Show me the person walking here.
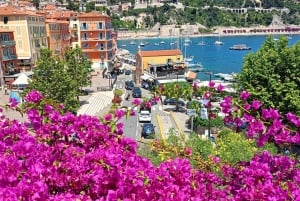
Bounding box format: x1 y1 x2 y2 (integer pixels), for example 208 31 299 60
4 87 8 95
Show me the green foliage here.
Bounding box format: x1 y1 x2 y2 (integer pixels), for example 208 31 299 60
113 89 124 97
215 131 278 164
186 133 214 160
237 36 300 115
24 48 92 114
85 2 95 12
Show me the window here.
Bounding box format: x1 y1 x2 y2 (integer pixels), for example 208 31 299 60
82 33 88 40
3 16 8 24
98 22 103 29
82 22 88 30
16 27 21 35
15 16 20 20
18 40 23 49
99 32 103 39
83 43 89 48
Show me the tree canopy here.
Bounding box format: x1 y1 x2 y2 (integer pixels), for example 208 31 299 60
24 48 92 113
237 36 300 116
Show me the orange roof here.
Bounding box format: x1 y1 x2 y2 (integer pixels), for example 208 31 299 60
0 6 27 16
44 4 56 10
138 49 182 57
78 11 108 18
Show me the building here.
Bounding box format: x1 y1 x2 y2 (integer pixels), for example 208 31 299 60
135 48 186 84
76 11 117 71
0 6 47 71
0 28 18 86
45 19 70 57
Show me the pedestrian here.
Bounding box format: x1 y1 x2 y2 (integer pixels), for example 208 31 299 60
4 87 8 95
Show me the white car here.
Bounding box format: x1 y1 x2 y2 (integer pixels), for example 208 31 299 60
138 110 152 122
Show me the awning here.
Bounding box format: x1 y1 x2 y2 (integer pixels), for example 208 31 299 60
185 71 197 80
141 74 154 81
17 56 31 60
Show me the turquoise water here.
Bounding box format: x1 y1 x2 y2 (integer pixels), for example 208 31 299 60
117 35 300 80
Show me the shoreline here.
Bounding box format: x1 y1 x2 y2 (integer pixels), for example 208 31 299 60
117 25 300 40
117 31 300 40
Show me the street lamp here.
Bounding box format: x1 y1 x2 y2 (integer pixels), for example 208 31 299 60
203 71 212 139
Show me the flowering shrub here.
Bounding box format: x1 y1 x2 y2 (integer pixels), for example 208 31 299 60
0 90 299 200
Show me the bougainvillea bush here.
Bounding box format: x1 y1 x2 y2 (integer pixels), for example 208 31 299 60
0 90 300 200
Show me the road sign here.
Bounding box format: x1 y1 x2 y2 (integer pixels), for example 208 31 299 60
187 109 196 117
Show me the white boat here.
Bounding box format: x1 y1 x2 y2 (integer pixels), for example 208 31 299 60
154 42 160 46
160 41 165 44
187 63 204 72
183 42 194 62
214 34 224 45
121 44 127 47
197 35 206 46
184 37 191 43
139 42 145 46
130 41 136 45
184 56 194 62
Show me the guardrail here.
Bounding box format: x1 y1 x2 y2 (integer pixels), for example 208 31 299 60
156 114 166 144
170 111 185 140
96 86 112 91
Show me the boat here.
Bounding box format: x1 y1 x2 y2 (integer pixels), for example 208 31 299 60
154 42 160 46
160 41 165 44
139 42 145 47
184 37 191 43
183 42 194 62
187 62 204 72
184 56 194 62
214 34 224 45
229 44 251 50
130 41 136 45
197 35 206 46
121 44 127 47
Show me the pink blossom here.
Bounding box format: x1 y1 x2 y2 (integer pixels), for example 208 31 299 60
240 91 250 100
208 81 215 88
216 84 224 92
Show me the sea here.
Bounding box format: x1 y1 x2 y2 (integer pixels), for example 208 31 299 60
117 34 300 81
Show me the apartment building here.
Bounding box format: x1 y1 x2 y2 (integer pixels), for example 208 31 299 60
45 19 70 56
0 6 47 70
0 28 18 86
76 11 117 70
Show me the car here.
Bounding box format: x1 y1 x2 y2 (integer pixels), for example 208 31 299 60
125 80 135 90
138 110 152 122
125 70 131 75
132 87 142 98
163 98 185 106
141 123 156 139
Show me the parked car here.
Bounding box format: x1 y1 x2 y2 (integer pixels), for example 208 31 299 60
141 123 156 139
138 110 152 122
163 98 185 106
125 70 131 75
132 87 142 98
125 80 135 90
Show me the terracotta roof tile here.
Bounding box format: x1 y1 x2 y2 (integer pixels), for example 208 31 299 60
78 11 108 18
138 49 182 57
0 6 27 16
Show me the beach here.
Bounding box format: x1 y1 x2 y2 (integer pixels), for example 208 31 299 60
117 24 300 40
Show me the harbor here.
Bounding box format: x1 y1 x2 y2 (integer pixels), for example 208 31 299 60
116 34 300 81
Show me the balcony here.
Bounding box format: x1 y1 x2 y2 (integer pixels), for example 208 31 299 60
3 55 17 61
1 40 16 46
71 25 78 30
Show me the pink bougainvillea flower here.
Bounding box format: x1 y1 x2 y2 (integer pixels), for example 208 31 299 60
251 99 262 110
132 98 142 106
24 90 44 103
216 84 225 92
208 81 215 88
8 97 18 108
104 113 113 122
240 91 250 100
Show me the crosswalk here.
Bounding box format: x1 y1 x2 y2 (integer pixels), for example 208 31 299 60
77 91 114 116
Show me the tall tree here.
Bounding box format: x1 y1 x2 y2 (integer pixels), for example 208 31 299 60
25 48 92 113
237 36 300 115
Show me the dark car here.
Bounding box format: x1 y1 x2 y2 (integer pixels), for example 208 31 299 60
132 87 142 98
125 70 131 75
125 80 135 90
141 123 156 139
163 98 185 106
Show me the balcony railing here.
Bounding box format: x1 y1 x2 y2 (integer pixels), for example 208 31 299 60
3 55 17 61
1 40 16 46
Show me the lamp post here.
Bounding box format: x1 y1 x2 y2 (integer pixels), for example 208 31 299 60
203 71 212 139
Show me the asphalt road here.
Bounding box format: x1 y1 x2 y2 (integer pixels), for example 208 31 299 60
118 73 162 140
